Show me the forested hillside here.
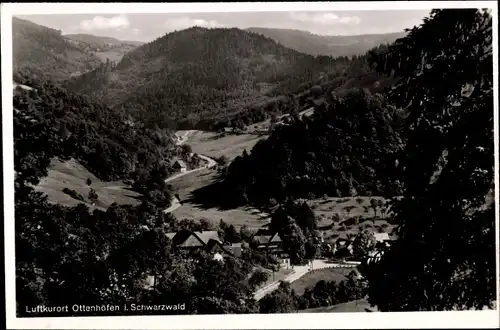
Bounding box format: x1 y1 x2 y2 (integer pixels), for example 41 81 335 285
194 88 405 207
12 17 102 80
66 27 351 129
13 72 178 208
246 27 405 57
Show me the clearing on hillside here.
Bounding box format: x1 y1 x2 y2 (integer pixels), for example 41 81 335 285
34 158 142 210
308 196 398 241
167 167 270 230
171 203 270 230
185 130 264 161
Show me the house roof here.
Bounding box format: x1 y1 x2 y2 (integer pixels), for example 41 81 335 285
269 233 282 243
173 159 187 168
166 232 176 240
254 235 272 245
166 230 221 248
170 229 204 248
178 234 205 248
193 230 221 244
253 232 283 246
374 233 390 242
207 240 234 257
336 237 353 247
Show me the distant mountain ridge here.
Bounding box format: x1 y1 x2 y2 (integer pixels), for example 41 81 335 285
66 26 347 129
63 33 145 64
245 27 406 57
64 33 144 47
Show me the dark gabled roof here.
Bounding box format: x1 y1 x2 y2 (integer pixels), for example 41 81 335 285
172 159 187 168
193 231 221 244
206 240 232 255
166 230 221 249
171 229 205 248
254 235 272 245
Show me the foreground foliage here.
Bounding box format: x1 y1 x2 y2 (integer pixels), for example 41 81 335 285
363 8 496 311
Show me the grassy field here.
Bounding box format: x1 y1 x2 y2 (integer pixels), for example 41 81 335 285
167 130 272 229
185 130 264 161
94 45 139 63
290 267 354 295
168 167 218 201
302 299 377 313
168 169 270 230
172 203 270 230
33 158 141 210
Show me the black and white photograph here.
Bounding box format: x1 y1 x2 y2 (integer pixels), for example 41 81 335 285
2 1 499 329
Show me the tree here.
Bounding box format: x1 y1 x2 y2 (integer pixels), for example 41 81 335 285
248 269 269 290
217 155 228 167
369 198 378 218
199 218 213 231
352 230 376 259
180 144 192 156
377 199 384 218
365 9 495 311
88 188 98 205
239 225 253 243
259 281 298 313
281 217 307 265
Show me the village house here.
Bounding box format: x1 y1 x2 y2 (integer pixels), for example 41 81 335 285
222 242 244 258
374 232 391 248
167 229 221 250
252 231 290 268
172 159 187 173
165 229 246 262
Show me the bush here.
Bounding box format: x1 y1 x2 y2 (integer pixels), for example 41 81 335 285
62 188 84 201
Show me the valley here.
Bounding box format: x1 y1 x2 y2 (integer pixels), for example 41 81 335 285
10 8 496 319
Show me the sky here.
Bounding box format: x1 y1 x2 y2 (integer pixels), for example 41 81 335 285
17 10 431 42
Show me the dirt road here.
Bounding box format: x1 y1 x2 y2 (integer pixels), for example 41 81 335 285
164 131 218 213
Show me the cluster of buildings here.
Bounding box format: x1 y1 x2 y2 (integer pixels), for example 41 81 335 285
163 225 393 263
165 229 243 259
163 226 291 266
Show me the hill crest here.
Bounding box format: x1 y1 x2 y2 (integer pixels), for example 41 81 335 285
245 27 406 56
